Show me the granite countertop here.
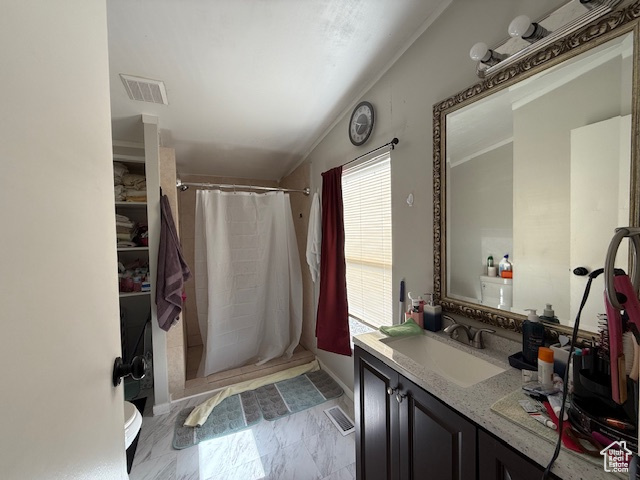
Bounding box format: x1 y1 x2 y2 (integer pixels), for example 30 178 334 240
353 330 618 480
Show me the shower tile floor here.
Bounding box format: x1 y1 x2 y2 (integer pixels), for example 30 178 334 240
181 345 316 399
129 389 356 480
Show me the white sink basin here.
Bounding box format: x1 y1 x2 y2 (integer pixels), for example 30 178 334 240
380 334 506 388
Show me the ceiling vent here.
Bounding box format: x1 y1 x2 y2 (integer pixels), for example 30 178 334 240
119 74 168 105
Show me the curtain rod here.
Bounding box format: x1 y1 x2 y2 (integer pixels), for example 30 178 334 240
176 179 310 196
341 137 399 169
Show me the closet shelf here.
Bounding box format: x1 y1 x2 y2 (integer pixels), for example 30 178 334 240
115 201 147 208
113 154 145 164
117 246 149 252
119 291 151 298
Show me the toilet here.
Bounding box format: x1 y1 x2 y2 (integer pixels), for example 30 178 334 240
479 275 513 309
124 401 142 450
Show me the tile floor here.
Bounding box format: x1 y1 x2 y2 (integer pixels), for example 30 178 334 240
129 389 356 480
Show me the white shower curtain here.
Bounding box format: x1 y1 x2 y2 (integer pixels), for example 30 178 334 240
194 190 303 377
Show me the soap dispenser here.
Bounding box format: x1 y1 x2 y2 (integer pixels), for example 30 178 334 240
522 309 545 365
539 304 559 324
423 294 442 332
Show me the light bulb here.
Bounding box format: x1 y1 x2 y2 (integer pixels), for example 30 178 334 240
469 42 505 66
508 15 548 43
470 42 490 62
508 15 535 38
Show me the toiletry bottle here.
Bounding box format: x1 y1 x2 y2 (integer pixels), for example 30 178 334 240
423 293 442 332
408 292 423 313
407 292 424 327
487 255 496 276
499 254 512 278
537 347 554 388
522 309 545 365
540 304 559 324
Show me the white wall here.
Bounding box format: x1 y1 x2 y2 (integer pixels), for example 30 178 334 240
305 0 565 390
0 1 126 478
449 143 513 301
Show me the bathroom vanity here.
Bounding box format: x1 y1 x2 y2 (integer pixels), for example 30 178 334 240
353 330 612 480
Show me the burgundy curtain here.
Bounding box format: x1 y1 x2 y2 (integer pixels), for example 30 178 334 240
316 166 351 356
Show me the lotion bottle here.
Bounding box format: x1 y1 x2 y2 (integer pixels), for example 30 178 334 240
423 293 442 332
537 347 554 389
522 309 545 366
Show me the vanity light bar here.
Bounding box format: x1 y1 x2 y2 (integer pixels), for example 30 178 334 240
477 0 622 78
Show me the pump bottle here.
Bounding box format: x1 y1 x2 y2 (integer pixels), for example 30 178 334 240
423 293 442 332
522 309 545 365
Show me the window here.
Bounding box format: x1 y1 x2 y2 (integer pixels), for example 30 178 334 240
342 153 392 329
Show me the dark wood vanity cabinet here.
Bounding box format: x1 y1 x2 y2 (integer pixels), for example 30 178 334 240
355 346 555 480
478 429 552 480
354 345 401 480
355 346 476 480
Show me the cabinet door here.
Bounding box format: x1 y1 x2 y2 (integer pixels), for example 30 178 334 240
478 429 549 480
399 376 477 480
354 347 401 480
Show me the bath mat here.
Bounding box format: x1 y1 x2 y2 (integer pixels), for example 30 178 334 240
255 369 343 420
173 390 262 449
173 369 343 449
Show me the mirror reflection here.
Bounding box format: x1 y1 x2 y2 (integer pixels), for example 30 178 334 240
446 32 633 333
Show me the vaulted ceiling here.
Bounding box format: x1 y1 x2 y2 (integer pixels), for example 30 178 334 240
107 0 450 180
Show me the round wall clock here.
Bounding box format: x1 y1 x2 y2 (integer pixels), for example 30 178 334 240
348 101 375 146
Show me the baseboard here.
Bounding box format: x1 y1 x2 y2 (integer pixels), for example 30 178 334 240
152 402 171 416
316 357 354 401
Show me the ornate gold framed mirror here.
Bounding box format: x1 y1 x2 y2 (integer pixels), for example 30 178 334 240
433 1 640 337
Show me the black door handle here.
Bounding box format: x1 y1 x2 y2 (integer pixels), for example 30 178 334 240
112 356 146 387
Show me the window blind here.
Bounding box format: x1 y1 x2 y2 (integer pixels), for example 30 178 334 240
342 154 392 329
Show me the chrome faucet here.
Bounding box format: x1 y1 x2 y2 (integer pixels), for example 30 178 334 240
444 323 472 342
443 317 495 349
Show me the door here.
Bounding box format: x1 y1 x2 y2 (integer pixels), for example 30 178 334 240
354 347 401 480
400 376 477 480
570 115 631 332
0 1 127 479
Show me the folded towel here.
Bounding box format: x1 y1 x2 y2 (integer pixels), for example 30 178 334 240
125 188 147 202
115 214 132 223
114 185 126 201
379 319 423 337
122 173 147 190
113 162 128 185
117 241 137 248
116 220 134 229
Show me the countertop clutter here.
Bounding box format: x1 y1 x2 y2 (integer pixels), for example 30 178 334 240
354 330 619 480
